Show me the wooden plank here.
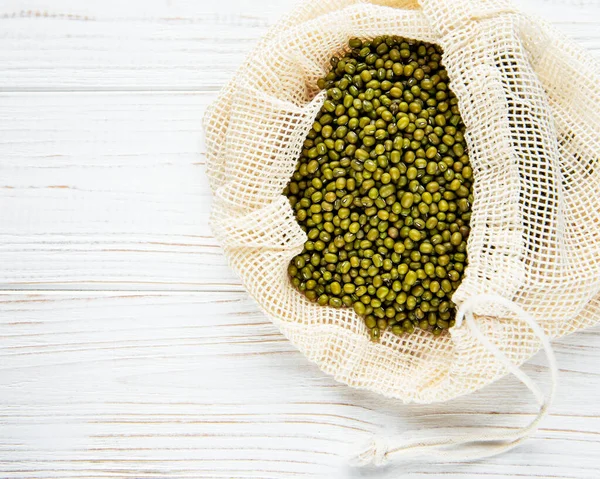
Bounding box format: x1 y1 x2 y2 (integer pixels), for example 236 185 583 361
0 292 599 478
0 0 284 91
0 0 597 91
0 92 240 290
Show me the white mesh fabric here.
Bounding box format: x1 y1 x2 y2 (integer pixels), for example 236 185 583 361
204 0 600 403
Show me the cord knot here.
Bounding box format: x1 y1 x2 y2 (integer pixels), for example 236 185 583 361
349 435 389 467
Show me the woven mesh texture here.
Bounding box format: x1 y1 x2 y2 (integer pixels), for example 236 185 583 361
204 0 600 403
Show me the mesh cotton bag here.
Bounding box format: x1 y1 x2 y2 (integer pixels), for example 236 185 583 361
203 0 600 463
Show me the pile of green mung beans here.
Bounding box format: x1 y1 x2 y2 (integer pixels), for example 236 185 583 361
283 36 473 340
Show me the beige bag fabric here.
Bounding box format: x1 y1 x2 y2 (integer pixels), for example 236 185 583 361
203 0 600 461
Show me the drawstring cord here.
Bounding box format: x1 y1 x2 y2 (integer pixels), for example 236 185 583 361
350 293 558 466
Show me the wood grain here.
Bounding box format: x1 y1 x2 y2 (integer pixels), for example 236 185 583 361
0 0 286 91
0 0 599 477
0 292 599 479
0 92 239 290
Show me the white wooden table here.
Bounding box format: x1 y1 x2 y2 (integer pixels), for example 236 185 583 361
1 1 599 477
